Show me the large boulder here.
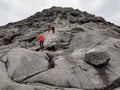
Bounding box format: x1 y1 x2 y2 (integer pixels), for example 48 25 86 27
84 51 110 66
2 48 49 82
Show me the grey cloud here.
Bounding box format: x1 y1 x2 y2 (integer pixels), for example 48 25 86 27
92 0 120 25
94 0 120 15
0 0 13 11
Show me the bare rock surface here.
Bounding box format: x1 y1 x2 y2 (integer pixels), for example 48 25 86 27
3 48 49 82
0 6 120 90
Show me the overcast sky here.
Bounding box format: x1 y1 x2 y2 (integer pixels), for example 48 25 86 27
0 0 120 26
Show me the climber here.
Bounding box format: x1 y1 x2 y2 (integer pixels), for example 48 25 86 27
47 24 51 32
51 26 55 33
38 34 44 49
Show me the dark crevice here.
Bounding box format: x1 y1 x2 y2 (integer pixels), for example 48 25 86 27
16 69 50 84
93 65 120 90
34 88 39 90
0 50 9 59
46 53 55 69
0 52 9 75
4 57 9 73
3 33 21 45
35 48 41 51
95 66 110 86
46 45 56 51
94 77 120 90
71 27 85 33
4 33 21 41
26 81 80 89
114 44 120 49
0 49 10 68
112 28 120 34
22 37 36 43
61 46 69 49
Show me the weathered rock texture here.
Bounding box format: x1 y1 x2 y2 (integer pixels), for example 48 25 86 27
0 6 120 90
84 51 110 66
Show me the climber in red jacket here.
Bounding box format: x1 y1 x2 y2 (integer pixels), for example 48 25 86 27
51 26 55 33
38 34 44 49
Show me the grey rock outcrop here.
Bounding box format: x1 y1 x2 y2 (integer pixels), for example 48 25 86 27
84 51 110 66
0 6 120 90
2 48 49 82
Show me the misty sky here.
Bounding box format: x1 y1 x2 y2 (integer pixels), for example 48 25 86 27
0 0 120 26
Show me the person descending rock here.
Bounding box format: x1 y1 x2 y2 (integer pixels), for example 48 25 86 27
51 26 55 33
38 34 44 49
48 24 51 32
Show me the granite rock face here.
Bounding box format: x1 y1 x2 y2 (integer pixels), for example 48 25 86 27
0 6 120 90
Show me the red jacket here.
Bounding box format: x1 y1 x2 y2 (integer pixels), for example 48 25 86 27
38 35 44 41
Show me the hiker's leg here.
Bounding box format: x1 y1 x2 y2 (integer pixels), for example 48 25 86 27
43 41 44 47
40 41 42 49
39 42 40 48
41 41 43 48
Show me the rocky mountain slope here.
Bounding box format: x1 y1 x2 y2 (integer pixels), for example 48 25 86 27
0 6 120 90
